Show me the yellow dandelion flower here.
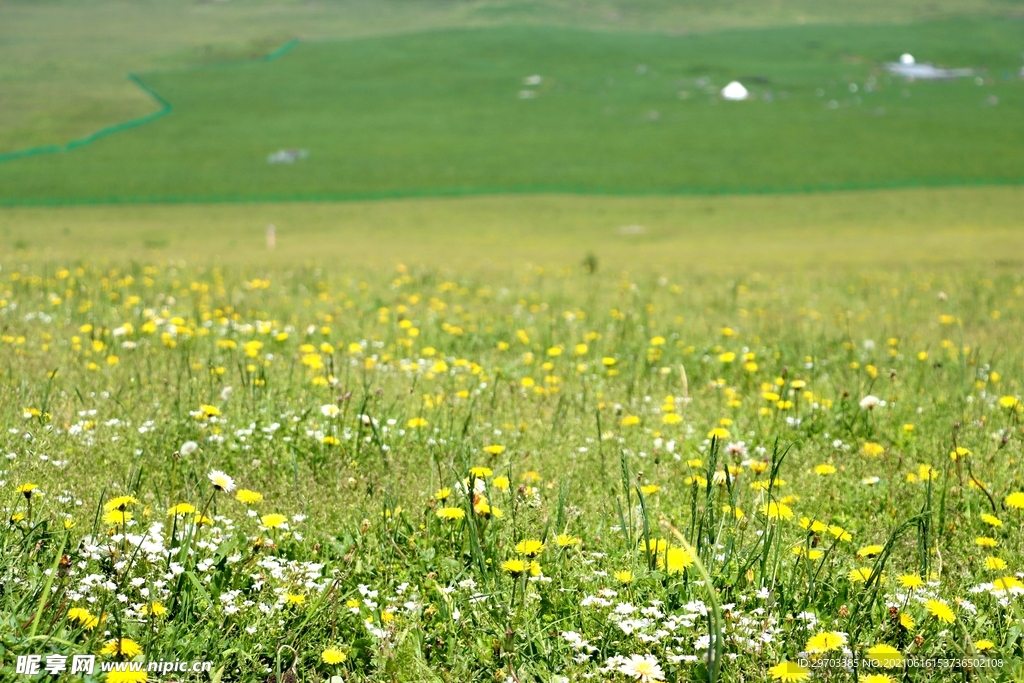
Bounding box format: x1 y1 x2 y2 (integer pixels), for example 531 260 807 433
436 507 465 521
67 607 100 629
925 599 955 624
260 513 288 529
556 534 581 547
984 556 1007 571
103 496 139 511
502 559 526 576
515 539 545 556
857 544 884 558
805 631 847 653
614 570 634 585
103 510 132 526
100 638 143 658
235 489 263 504
768 660 810 682
321 647 347 664
1004 491 1024 509
761 502 794 521
167 502 197 517
898 574 923 589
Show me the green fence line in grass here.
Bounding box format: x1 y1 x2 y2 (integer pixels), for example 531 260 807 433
0 39 300 165
0 174 1022 208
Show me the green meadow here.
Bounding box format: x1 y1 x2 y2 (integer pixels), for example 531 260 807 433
1 19 1023 204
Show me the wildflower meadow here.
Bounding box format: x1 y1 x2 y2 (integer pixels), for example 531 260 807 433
1 261 1023 682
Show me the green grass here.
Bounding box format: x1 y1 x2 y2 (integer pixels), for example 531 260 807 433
1 19 1022 204
3 187 1024 268
2 250 1024 681
3 0 1020 154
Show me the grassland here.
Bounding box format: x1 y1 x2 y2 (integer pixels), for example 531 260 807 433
2 19 1022 204
2 233 1024 681
3 0 1021 154
1 187 1023 271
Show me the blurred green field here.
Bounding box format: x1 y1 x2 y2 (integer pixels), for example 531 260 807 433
3 187 1023 269
3 0 1020 154
1 19 1022 203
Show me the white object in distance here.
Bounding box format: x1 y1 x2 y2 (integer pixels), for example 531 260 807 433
720 81 749 101
900 53 915 65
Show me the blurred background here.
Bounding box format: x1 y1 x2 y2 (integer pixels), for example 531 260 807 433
1 0 1022 267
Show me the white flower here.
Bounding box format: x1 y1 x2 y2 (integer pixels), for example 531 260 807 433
618 653 665 682
180 441 199 456
208 469 236 492
320 404 340 418
859 395 885 410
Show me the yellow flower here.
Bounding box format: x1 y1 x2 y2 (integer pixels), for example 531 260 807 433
198 404 221 418
862 676 895 683
984 556 1007 570
898 574 923 589
491 476 510 491
975 537 998 548
899 613 915 630
106 670 148 683
975 639 995 651
67 607 100 629
925 599 955 624
980 513 1002 527
707 427 730 440
556 534 581 547
814 464 836 475
435 507 465 521
407 417 428 428
103 496 139 511
1004 491 1024 510
991 576 1024 594
621 415 641 427
260 513 288 529
614 570 634 584
235 489 263 504
661 547 694 574
848 567 876 583
857 544 884 558
483 444 505 455
469 466 493 478
101 638 143 657
434 487 451 501
502 559 526 576
321 647 347 664
861 442 885 457
761 502 793 521
515 539 545 556
768 661 810 682
950 447 972 461
865 644 903 668
15 483 39 497
142 601 167 617
167 502 197 517
998 395 1018 409
103 510 132 526
639 484 660 495
286 594 305 605
827 525 852 541
805 631 847 653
